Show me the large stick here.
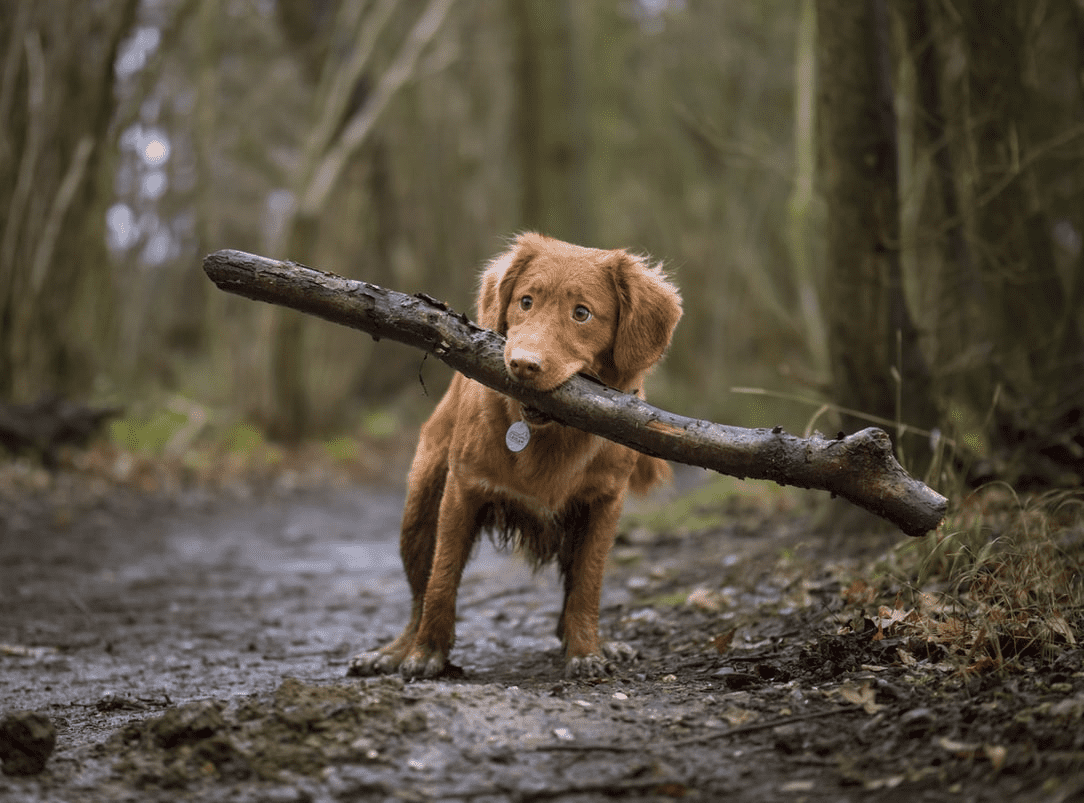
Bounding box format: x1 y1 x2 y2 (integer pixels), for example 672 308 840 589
203 249 947 537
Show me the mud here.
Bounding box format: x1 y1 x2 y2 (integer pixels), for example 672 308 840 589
2 468 1083 801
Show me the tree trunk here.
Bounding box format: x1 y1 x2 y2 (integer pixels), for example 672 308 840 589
919 1 1084 486
815 0 938 469
955 3 1084 434
0 0 138 401
899 0 981 398
509 0 593 243
264 0 455 439
786 0 828 377
204 249 948 537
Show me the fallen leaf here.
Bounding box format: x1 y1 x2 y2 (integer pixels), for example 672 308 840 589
780 780 816 792
653 782 688 798
722 706 759 727
713 628 736 654
875 605 914 634
0 644 58 658
843 579 875 606
984 744 1007 772
687 587 722 612
836 681 882 714
937 736 981 758
1044 612 1077 645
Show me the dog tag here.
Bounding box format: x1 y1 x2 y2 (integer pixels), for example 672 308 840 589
505 421 530 452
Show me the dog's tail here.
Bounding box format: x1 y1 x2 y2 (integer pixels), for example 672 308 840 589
628 453 671 495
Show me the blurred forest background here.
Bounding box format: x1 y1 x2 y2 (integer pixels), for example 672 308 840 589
2 0 1083 492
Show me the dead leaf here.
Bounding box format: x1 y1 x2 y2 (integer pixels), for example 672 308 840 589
1044 612 1077 645
722 706 759 727
780 780 816 792
836 681 882 714
653 782 688 798
937 736 981 758
713 628 736 654
959 656 999 677
938 738 1007 769
0 643 58 658
843 579 875 606
984 744 1007 772
687 586 722 612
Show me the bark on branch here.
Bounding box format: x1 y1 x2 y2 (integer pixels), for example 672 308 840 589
203 249 948 537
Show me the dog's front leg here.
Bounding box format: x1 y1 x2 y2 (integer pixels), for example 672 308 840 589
399 474 482 679
558 493 638 678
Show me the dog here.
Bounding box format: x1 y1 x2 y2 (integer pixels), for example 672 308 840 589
348 233 682 678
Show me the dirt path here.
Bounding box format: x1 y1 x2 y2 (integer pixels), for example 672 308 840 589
2 473 1082 801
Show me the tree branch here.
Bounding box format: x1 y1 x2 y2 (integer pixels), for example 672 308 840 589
202 249 948 537
299 0 455 214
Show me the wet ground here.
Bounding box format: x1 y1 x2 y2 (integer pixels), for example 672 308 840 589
1 461 1083 802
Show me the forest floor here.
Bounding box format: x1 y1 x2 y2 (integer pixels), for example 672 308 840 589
1 441 1083 802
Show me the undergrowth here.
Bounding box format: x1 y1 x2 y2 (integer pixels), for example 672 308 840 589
856 486 1084 674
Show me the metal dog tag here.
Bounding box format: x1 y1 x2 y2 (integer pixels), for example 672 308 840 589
505 421 530 452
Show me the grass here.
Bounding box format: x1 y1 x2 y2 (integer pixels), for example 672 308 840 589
2 396 419 497
621 473 809 536
624 462 1082 676
866 485 1084 672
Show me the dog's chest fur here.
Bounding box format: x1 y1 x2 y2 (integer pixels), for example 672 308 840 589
476 491 590 568
463 424 615 568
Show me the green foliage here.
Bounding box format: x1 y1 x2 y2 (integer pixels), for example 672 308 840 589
223 422 268 454
109 409 191 456
360 408 401 440
623 474 806 537
637 590 691 609
322 435 359 462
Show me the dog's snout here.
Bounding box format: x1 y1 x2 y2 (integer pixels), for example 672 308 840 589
507 348 542 379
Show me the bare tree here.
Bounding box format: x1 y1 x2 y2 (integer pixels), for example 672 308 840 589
951 1 1084 484
898 1 1084 486
266 0 456 439
0 0 138 401
509 0 593 244
815 0 938 470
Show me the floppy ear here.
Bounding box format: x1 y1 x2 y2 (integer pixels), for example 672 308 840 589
611 252 683 382
476 234 538 334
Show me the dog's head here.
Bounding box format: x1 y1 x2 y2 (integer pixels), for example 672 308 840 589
478 233 682 401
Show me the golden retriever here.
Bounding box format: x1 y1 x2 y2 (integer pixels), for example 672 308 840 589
348 233 682 678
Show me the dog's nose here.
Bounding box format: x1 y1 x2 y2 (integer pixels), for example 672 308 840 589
507 349 542 379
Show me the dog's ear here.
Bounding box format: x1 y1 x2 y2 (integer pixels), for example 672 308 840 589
611 252 683 382
477 234 538 334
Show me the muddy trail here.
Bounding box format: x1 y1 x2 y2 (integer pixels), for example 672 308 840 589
2 466 1083 802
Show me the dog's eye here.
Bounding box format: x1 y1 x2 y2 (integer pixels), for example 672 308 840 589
520 295 533 311
572 305 592 322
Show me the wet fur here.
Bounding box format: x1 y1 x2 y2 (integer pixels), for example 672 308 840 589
348 233 682 679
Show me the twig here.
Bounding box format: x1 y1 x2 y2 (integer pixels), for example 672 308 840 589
665 704 861 748
455 776 689 802
530 704 861 753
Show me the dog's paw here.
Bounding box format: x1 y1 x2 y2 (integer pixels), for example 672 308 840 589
564 641 637 679
346 650 401 677
564 653 614 678
399 645 447 679
601 640 638 663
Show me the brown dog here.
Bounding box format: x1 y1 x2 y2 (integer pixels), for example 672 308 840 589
348 233 682 678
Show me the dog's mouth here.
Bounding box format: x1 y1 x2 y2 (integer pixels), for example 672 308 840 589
519 404 553 427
